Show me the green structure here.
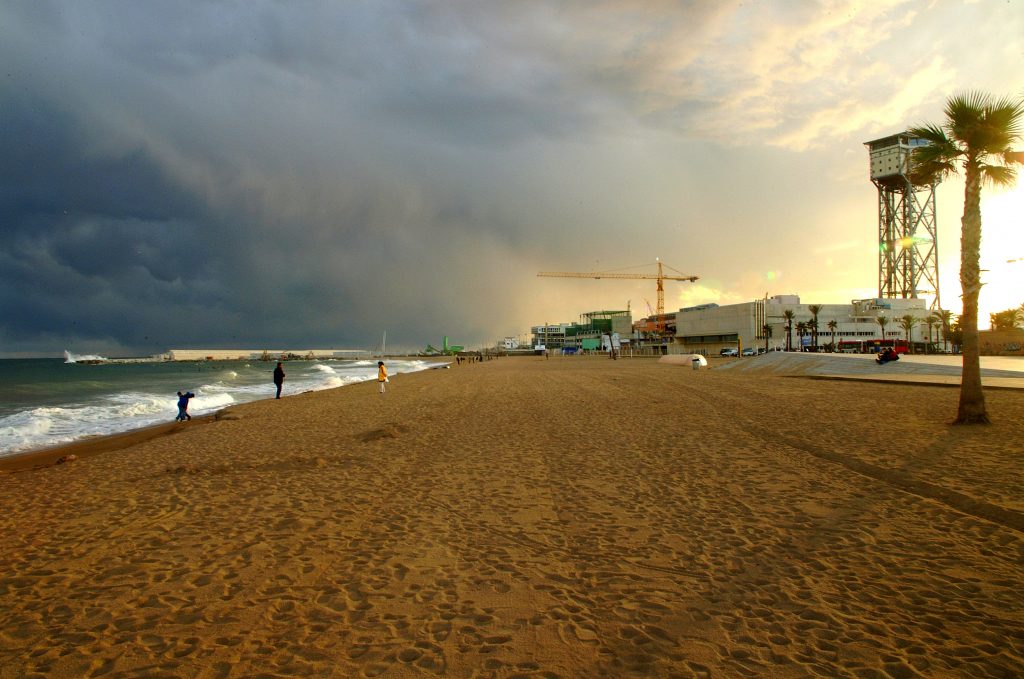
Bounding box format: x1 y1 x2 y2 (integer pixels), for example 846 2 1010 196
425 335 465 355
531 310 632 351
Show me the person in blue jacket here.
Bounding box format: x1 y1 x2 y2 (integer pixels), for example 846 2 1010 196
176 391 195 421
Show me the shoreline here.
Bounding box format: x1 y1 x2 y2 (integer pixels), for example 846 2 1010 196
0 358 454 470
5 352 1021 473
0 413 219 474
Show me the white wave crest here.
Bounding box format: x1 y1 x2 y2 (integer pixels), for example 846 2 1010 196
64 349 108 363
192 393 235 411
0 357 450 456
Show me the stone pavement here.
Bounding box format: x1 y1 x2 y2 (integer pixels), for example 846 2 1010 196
712 351 1024 390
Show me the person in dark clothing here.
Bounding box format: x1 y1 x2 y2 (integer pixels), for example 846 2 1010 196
273 362 285 399
876 347 900 364
176 391 194 421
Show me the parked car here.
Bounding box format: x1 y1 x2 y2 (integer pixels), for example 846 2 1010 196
720 348 739 357
741 348 756 357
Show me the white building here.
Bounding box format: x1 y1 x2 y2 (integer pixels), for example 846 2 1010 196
530 323 571 350
673 295 938 355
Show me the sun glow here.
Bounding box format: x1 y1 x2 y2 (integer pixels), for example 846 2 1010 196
979 183 1024 327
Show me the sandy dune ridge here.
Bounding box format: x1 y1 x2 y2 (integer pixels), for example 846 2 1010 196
1 356 1021 677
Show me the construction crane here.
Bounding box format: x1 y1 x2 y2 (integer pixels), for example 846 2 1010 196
537 260 699 316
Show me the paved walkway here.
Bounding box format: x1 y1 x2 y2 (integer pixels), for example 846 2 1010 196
713 351 1024 390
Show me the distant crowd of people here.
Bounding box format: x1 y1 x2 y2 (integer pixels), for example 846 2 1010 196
455 354 490 365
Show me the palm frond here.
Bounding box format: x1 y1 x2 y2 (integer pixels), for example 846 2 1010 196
980 163 1018 187
909 152 957 185
908 124 949 145
907 124 960 185
987 96 1024 136
946 91 989 140
957 94 1024 153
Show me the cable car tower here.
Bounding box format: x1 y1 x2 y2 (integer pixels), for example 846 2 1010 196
864 131 941 310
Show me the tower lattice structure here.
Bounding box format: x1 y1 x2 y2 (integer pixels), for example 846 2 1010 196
865 132 941 311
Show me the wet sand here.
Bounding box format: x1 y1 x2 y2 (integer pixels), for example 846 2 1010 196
1 356 1022 677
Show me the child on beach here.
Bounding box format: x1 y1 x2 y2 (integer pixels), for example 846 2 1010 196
175 391 195 421
377 361 388 394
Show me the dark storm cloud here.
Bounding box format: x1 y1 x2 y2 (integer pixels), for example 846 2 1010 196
4 1 1020 355
0 2 551 353
0 91 227 348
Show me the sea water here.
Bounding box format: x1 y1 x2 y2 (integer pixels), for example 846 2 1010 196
0 354 441 457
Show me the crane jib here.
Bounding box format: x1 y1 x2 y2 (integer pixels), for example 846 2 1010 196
536 263 700 316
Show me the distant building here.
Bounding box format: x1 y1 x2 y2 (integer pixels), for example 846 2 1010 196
528 296 947 357
166 348 369 361
502 337 521 350
531 310 633 351
530 324 570 350
672 295 936 355
979 329 1024 356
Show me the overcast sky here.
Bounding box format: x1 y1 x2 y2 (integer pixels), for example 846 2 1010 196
2 1 1022 356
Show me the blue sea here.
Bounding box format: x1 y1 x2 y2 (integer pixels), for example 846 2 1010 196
0 353 442 457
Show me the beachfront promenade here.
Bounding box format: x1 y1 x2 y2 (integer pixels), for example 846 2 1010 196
1 357 1021 677
715 350 1024 389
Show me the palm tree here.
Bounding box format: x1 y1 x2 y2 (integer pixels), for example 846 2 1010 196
927 311 944 353
938 309 954 353
808 304 822 350
876 314 889 351
827 319 838 352
950 315 964 352
762 324 773 353
900 315 918 353
991 309 1021 331
783 309 795 351
796 321 808 351
910 91 1024 424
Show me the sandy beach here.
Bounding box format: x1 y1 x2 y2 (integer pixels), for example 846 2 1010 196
1 356 1022 678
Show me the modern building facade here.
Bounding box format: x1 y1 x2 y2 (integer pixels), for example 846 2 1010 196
672 295 936 355
531 310 633 351
531 296 949 357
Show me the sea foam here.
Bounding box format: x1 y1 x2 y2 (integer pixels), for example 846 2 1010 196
64 349 109 364
0 358 443 456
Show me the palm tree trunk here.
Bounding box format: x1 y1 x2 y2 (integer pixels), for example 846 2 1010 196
957 159 989 424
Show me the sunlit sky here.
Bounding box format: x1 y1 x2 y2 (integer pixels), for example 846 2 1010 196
1 1 1022 356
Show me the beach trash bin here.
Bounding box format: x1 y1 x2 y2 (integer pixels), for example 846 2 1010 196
692 357 701 370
